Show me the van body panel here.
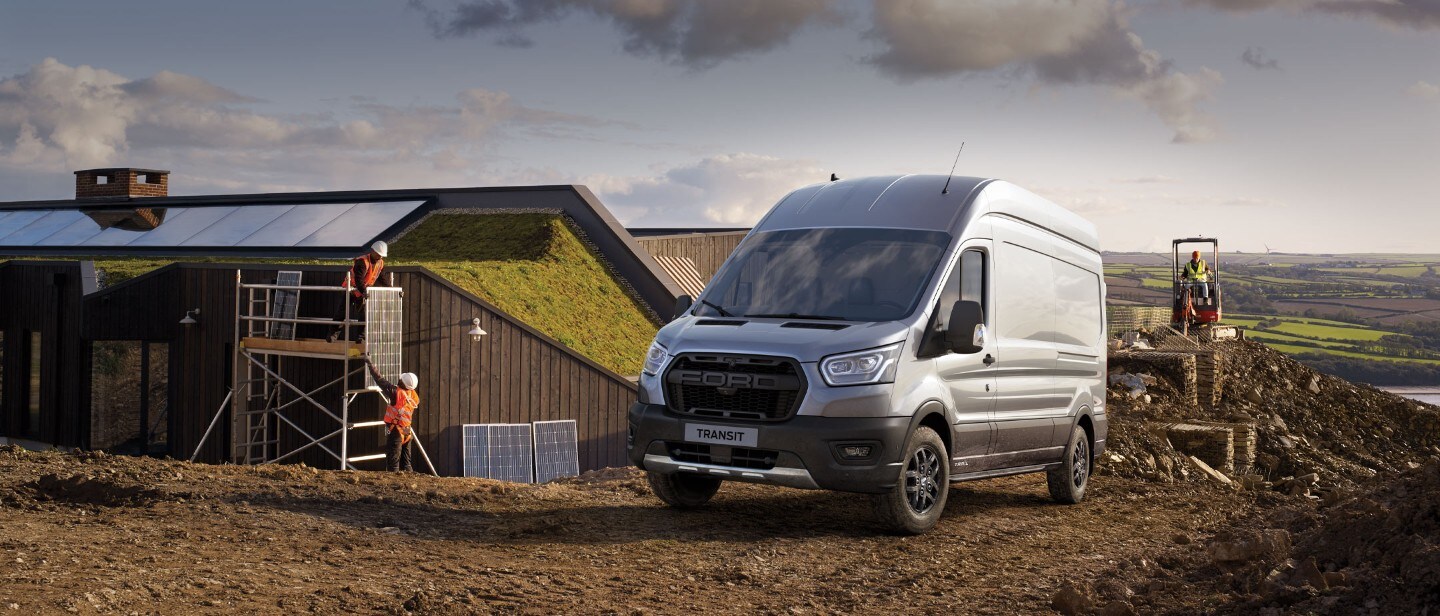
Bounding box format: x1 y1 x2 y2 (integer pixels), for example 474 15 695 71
757 175 989 233
632 175 1106 496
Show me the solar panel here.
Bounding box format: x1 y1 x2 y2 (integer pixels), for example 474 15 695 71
268 271 302 340
532 420 580 483
364 287 402 390
461 424 534 483
0 201 424 250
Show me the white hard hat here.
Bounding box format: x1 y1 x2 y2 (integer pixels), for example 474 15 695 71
399 372 418 389
371 240 389 257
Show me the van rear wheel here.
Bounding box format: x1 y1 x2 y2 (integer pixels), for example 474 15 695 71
872 426 949 535
647 472 721 509
1047 425 1091 504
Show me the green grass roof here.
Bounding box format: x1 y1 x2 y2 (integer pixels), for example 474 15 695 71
389 213 658 375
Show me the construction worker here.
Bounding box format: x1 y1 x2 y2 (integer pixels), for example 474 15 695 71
329 240 387 343
365 358 419 472
1182 250 1211 300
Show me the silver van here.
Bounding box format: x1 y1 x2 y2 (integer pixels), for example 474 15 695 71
628 175 1107 534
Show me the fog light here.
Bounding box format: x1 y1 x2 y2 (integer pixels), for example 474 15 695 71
841 445 872 458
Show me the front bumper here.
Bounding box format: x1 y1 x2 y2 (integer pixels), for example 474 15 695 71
627 402 912 494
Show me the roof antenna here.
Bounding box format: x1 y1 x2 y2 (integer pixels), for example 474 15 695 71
941 142 965 195
830 173 839 182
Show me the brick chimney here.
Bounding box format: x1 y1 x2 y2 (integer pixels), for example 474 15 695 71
74 168 169 200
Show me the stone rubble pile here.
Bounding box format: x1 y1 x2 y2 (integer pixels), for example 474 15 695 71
1099 339 1440 498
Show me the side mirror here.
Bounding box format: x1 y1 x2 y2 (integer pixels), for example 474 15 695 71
944 300 985 354
672 294 694 321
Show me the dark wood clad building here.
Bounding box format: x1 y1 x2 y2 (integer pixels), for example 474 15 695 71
82 264 636 474
0 261 91 448
0 172 681 476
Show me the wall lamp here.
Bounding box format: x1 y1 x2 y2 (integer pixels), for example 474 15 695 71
467 317 487 342
179 308 200 327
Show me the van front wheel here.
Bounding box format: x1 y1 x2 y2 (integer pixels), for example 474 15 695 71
872 426 949 535
647 472 721 509
1047 425 1091 504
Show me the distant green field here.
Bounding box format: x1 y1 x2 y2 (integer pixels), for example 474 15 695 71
1260 342 1440 365
1221 312 1430 365
1242 330 1358 350
1266 321 1392 341
1248 275 1316 285
1331 277 1408 287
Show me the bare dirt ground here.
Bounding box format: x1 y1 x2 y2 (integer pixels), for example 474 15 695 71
3 340 1438 614
0 448 1258 615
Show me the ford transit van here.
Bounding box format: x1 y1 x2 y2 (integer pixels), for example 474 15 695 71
628 175 1107 534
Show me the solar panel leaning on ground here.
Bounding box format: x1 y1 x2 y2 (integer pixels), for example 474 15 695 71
0 201 425 250
532 420 581 483
364 287 403 391
268 271 302 340
462 424 535 483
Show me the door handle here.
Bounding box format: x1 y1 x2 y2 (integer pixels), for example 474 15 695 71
983 354 995 366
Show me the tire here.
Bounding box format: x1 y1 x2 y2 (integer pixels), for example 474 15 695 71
872 426 949 535
647 472 721 509
1047 424 1091 504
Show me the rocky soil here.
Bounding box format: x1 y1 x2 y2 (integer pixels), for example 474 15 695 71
0 339 1436 614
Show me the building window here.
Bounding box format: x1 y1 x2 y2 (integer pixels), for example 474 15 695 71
26 332 41 438
95 174 110 185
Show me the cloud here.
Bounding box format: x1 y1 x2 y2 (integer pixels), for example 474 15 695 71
1240 46 1281 70
0 58 619 197
1112 175 1182 184
866 0 1223 143
585 153 825 226
1186 0 1440 30
1408 80 1440 100
410 0 843 69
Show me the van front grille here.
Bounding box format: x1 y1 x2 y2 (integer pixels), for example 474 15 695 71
663 354 805 422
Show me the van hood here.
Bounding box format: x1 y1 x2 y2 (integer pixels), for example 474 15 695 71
654 317 912 363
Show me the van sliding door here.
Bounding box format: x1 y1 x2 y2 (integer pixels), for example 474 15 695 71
990 223 1071 468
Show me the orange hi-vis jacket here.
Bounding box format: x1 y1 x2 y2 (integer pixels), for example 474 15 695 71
345 254 384 299
385 388 419 443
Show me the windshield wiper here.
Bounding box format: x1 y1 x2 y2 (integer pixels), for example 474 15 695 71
699 299 734 317
744 312 849 321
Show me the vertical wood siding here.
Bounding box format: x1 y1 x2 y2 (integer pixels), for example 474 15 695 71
0 262 90 447
82 264 636 475
634 232 747 284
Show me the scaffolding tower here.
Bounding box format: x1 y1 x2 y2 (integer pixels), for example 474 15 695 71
192 270 405 470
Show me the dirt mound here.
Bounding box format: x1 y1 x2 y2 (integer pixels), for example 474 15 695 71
20 472 162 507
1217 341 1440 481
1100 340 1440 489
1246 459 1440 613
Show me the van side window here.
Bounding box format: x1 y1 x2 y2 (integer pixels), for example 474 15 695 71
940 250 986 326
959 250 986 317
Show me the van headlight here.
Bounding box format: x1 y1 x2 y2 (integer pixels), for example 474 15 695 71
820 342 902 386
642 340 669 376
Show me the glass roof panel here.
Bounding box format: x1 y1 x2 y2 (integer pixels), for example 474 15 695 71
181 205 294 246
0 211 55 242
0 211 89 245
296 201 421 247
233 203 356 247
0 200 424 250
125 207 237 246
84 225 150 246
38 216 107 246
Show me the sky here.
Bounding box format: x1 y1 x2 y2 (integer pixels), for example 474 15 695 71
0 0 1436 253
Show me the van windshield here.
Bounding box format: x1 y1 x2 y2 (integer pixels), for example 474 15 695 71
696 228 952 322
